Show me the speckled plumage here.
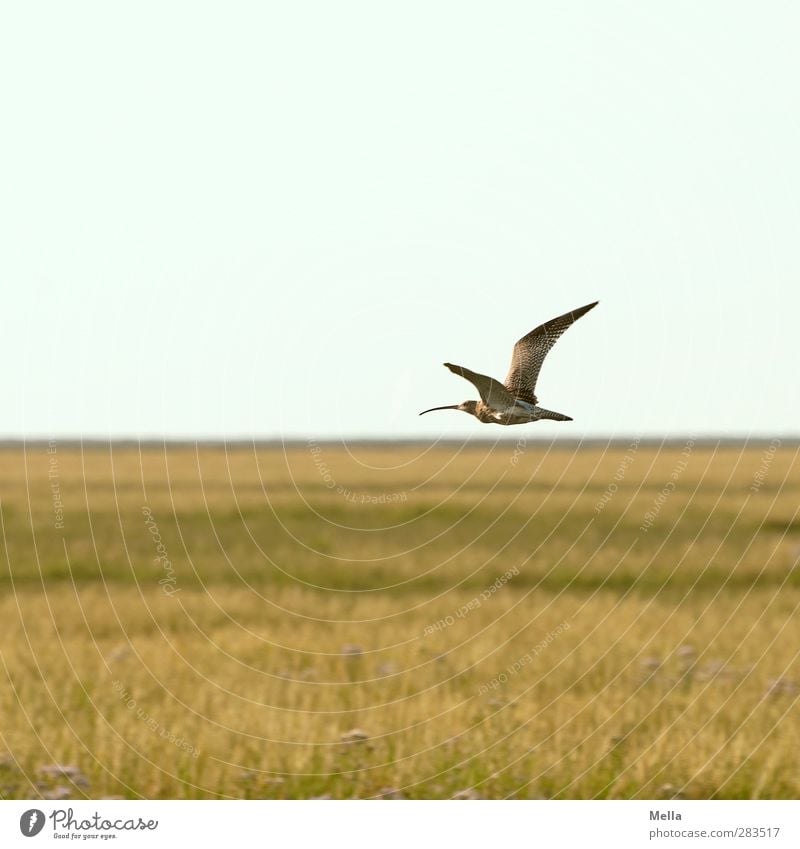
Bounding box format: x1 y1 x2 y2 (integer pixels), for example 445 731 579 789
420 301 598 426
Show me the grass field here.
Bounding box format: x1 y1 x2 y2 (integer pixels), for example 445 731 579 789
1 438 798 800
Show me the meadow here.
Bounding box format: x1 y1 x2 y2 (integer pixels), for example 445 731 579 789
0 438 798 800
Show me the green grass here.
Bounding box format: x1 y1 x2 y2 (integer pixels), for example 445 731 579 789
0 440 798 799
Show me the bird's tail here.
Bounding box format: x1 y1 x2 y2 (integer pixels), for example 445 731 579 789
534 406 572 422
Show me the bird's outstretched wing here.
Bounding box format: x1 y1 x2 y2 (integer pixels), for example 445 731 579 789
444 362 515 410
503 301 598 404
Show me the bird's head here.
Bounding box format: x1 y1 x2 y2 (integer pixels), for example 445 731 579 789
419 400 478 417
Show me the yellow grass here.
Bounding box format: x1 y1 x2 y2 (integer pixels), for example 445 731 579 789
1 439 798 799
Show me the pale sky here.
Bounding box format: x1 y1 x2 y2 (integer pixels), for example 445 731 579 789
2 2 798 440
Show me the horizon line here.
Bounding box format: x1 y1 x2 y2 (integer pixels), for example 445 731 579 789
0 434 796 450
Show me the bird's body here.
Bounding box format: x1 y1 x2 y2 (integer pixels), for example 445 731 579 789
453 397 571 426
420 301 598 426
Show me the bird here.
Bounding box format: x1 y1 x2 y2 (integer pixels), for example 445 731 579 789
419 301 598 426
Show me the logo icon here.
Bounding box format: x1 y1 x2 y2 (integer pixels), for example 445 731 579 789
20 809 45 837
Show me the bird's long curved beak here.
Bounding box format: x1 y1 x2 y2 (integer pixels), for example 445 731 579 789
419 404 459 416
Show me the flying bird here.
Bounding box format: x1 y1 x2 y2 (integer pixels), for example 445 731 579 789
420 301 598 425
